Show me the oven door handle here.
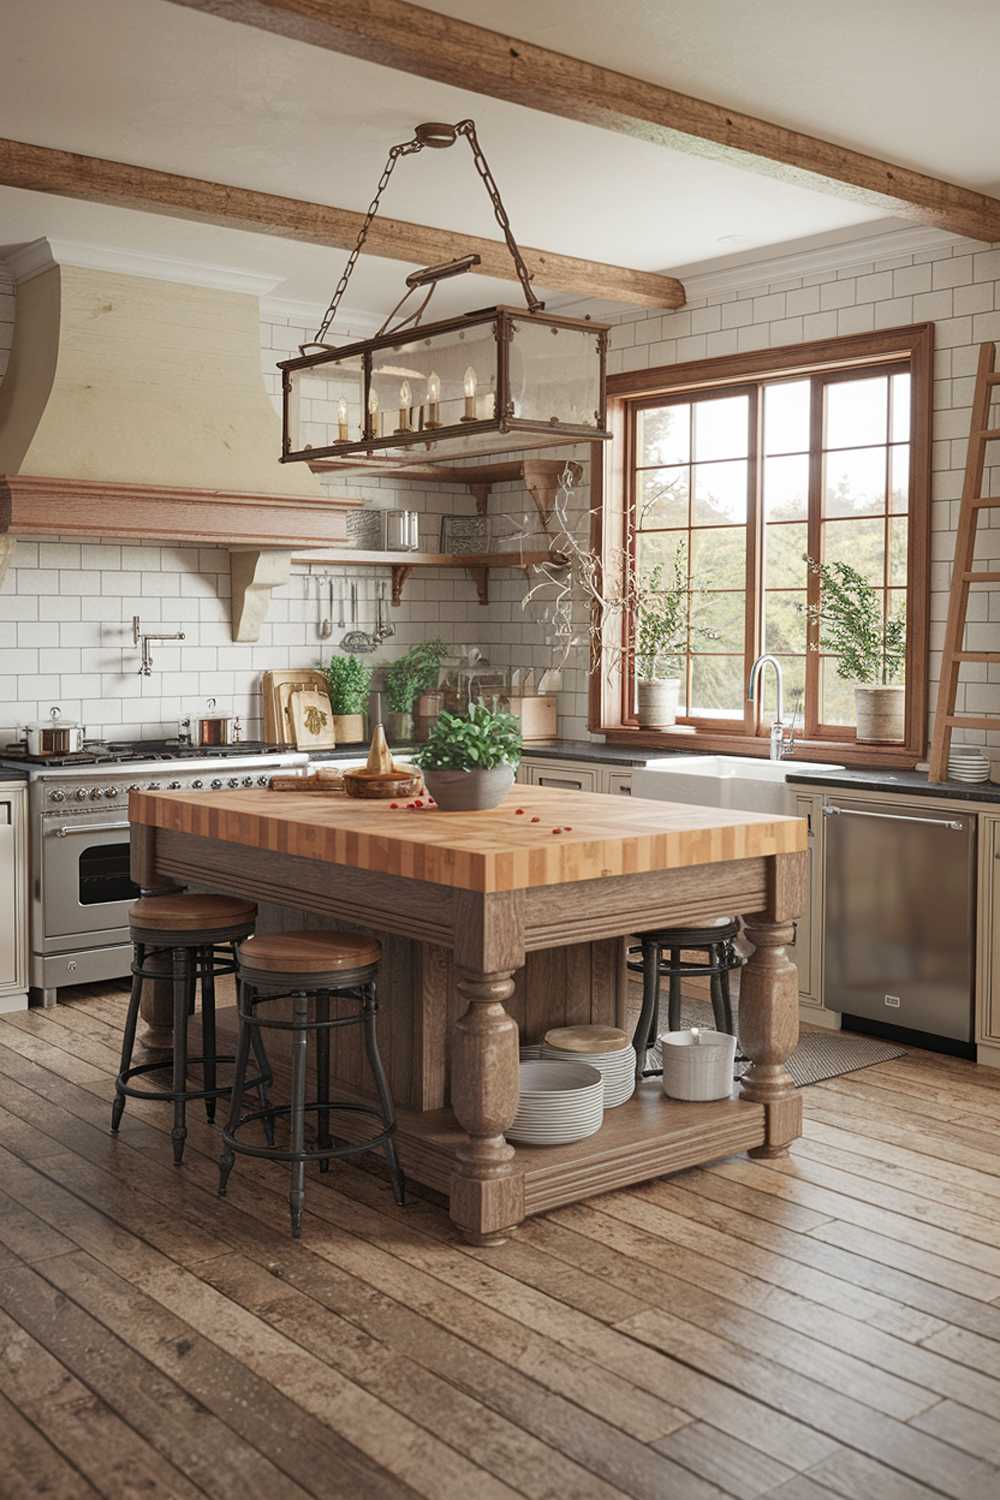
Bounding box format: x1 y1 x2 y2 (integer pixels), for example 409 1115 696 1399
49 821 131 838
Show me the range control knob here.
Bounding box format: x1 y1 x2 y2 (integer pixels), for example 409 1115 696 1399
241 776 254 788
256 775 270 787
147 782 161 791
127 784 141 794
227 777 240 788
49 789 65 803
168 780 182 790
191 779 204 789
104 787 117 799
90 787 103 799
75 788 89 801
210 778 223 789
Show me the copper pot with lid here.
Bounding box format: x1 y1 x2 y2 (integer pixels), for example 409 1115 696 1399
23 707 86 756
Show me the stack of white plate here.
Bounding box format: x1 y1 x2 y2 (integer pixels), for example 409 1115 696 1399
507 1060 604 1145
542 1025 636 1108
948 745 990 783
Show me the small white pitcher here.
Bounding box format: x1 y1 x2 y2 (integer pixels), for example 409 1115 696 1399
659 1026 737 1101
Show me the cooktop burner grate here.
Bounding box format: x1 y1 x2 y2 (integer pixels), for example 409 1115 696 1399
2 740 284 767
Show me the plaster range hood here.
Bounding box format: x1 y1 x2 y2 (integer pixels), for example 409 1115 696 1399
0 240 357 637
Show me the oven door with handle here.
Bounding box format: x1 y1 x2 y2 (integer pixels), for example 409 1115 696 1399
40 815 140 944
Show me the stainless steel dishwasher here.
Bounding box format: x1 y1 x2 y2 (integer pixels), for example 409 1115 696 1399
823 798 977 1049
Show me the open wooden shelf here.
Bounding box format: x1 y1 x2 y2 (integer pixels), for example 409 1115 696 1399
289 547 563 604
308 455 583 530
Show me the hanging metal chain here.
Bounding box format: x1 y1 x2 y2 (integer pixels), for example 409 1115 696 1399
309 136 423 349
308 119 541 349
454 119 542 315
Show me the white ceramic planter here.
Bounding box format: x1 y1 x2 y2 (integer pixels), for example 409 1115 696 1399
637 677 680 728
659 1027 737 1101
854 684 905 744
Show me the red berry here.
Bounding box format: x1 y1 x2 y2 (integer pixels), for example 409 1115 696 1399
530 816 540 823
389 802 399 809
563 825 573 831
515 808 525 815
552 827 562 834
414 798 423 806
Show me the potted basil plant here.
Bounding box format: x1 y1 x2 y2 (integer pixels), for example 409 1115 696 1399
380 638 449 742
806 558 906 743
322 654 373 744
412 702 522 811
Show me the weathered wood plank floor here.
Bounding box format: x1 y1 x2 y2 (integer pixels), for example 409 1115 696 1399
1 986 999 1499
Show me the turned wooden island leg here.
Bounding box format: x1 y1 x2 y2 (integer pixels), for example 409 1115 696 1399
448 890 525 1245
739 851 807 1157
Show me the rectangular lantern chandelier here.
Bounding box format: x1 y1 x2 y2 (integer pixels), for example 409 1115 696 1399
277 121 611 468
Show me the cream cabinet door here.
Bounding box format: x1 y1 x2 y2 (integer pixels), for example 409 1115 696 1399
792 792 824 1010
527 762 599 793
603 770 634 796
0 788 28 998
978 814 1000 1045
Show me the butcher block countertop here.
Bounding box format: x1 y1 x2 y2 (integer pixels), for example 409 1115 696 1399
130 782 805 894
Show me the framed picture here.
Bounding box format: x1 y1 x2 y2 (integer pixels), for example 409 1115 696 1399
440 513 490 554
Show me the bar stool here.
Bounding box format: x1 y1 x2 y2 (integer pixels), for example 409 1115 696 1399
219 930 405 1239
111 892 271 1165
628 918 743 1084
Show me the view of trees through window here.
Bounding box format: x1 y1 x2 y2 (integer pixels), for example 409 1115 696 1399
629 363 911 735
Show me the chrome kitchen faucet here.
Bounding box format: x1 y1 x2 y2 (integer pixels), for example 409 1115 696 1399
747 654 796 760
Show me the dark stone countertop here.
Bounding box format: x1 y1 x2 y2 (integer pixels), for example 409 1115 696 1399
786 766 1000 805
311 739 674 768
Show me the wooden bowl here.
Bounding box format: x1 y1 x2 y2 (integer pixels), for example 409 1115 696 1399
342 765 423 800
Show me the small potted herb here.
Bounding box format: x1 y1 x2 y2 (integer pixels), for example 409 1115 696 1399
806 558 906 743
634 549 716 727
322 654 373 744
380 638 449 741
412 701 522 811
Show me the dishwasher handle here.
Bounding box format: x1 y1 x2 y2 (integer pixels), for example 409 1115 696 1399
823 805 964 832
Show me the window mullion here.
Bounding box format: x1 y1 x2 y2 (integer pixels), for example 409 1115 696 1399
805 376 824 736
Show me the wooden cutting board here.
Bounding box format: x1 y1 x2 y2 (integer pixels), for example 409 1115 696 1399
288 687 337 749
261 668 329 745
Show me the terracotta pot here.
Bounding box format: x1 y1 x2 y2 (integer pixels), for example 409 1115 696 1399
854 685 905 744
637 677 680 728
385 710 413 743
331 712 366 745
422 763 516 812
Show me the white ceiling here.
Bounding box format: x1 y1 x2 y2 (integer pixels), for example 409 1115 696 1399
0 0 984 318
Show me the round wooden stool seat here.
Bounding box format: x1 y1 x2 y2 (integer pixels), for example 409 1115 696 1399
129 893 257 932
238 930 381 975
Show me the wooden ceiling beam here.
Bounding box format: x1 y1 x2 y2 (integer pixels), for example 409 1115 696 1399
0 137 683 310
167 0 1000 244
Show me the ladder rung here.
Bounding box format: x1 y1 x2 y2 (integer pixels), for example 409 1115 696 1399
970 496 1000 508
961 572 1000 583
945 715 1000 730
954 652 1000 662
979 429 1000 442
988 374 1000 385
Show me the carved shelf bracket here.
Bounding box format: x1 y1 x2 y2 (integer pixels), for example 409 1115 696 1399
391 564 413 607
0 535 15 587
468 566 490 606
230 548 293 642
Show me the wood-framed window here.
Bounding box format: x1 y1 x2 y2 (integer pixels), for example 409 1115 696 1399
592 324 933 766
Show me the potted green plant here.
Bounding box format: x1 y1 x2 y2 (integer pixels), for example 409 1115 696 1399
380 638 449 742
806 558 906 743
634 550 702 728
412 701 522 811
322 654 373 744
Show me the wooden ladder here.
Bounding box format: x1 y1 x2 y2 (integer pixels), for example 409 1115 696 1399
929 340 1000 780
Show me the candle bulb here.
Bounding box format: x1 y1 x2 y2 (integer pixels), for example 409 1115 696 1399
336 396 349 443
397 380 412 434
426 370 441 428
367 387 382 438
462 365 478 422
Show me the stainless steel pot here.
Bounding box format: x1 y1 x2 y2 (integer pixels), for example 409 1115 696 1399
24 708 85 756
179 709 241 748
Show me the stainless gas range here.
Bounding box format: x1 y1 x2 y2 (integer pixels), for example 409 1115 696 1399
0 741 308 1007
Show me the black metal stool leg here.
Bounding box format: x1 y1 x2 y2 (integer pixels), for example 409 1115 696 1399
171 946 190 1165
632 936 660 1084
316 991 331 1171
248 1005 275 1147
718 947 736 1036
111 942 144 1133
289 993 309 1237
362 983 405 1206
709 943 729 1033
201 946 218 1123
218 979 254 1197
668 946 683 1031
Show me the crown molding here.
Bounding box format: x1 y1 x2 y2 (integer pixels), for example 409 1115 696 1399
1 236 283 296
258 295 387 339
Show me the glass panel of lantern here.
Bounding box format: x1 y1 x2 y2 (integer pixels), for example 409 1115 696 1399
280 309 609 464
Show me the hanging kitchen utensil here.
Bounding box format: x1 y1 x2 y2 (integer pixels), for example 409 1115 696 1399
341 578 377 654
379 580 395 640
317 574 332 639
336 577 346 629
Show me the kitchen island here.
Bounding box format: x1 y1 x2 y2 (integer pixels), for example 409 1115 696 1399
130 783 806 1244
